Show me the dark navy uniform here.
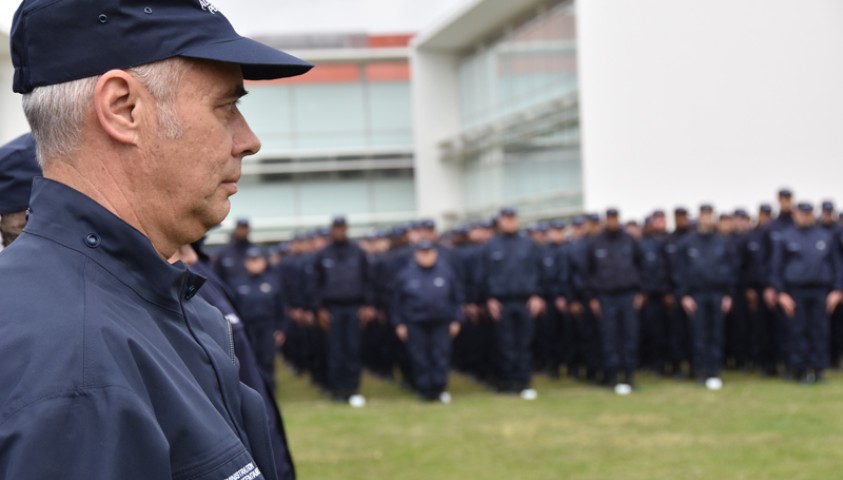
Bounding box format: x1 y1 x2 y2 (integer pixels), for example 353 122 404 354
770 219 843 379
213 235 253 288
568 232 602 382
674 229 738 380
191 255 296 480
392 254 463 399
540 235 572 377
479 231 543 392
738 222 777 373
233 258 287 391
583 225 642 386
638 231 673 375
0 179 278 478
313 238 373 399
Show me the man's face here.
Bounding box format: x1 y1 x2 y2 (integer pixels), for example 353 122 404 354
547 228 566 244
779 196 793 213
499 215 519 234
233 224 250 241
330 225 348 243
245 256 267 276
605 216 620 232
414 248 438 268
675 213 689 230
699 212 715 230
795 210 815 228
651 215 667 233
140 60 260 248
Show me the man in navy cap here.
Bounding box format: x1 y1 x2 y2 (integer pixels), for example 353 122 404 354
673 204 738 390
0 133 39 247
313 215 375 406
664 207 693 378
638 210 674 377
0 0 312 477
738 203 778 375
214 217 255 287
479 207 545 398
770 202 843 382
392 240 464 402
582 208 643 394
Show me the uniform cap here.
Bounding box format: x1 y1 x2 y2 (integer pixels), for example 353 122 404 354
549 219 567 230
11 0 313 94
570 215 585 227
606 208 619 218
586 213 600 223
734 208 749 219
331 215 347 227
674 207 689 216
245 245 264 258
796 202 814 213
699 204 714 213
822 201 834 212
759 203 773 214
0 133 40 215
778 188 793 199
499 207 518 217
420 219 436 230
415 239 436 251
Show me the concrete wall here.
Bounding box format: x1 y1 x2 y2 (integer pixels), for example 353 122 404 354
577 0 843 219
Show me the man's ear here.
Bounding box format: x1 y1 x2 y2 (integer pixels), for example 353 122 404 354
93 70 146 146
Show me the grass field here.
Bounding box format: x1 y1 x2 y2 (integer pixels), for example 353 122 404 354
275 364 843 480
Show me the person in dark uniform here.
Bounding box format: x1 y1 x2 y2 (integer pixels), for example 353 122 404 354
178 241 297 480
674 205 738 390
638 210 674 376
541 219 572 379
0 0 313 476
569 214 604 383
392 240 464 402
480 207 545 399
233 246 288 391
739 204 778 375
819 201 843 366
769 202 843 383
664 207 693 378
313 216 375 407
0 133 39 248
583 209 643 394
764 189 797 372
213 218 254 287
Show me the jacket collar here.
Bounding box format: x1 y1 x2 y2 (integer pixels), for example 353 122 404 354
24 177 205 313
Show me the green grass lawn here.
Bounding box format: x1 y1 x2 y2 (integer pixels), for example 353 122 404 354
275 364 843 480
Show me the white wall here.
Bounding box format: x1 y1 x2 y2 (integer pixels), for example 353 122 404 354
578 0 843 220
410 49 465 225
0 33 28 143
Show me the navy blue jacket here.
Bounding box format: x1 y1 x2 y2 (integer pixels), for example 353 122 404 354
479 232 543 300
313 240 372 307
769 225 843 292
457 242 486 305
673 230 738 297
391 260 464 326
639 234 672 295
542 241 573 299
738 225 770 289
213 238 253 287
192 259 296 480
583 229 642 297
0 178 278 479
233 272 287 330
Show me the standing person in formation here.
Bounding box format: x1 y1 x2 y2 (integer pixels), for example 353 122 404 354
480 207 545 399
674 205 738 390
233 246 288 391
638 211 674 377
213 218 254 287
769 203 843 383
313 216 375 407
0 133 38 247
392 240 464 403
664 207 693 378
739 204 778 375
541 219 572 379
582 209 643 395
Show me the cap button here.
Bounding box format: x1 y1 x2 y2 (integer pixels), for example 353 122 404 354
98 14 108 24
144 7 153 14
84 233 101 248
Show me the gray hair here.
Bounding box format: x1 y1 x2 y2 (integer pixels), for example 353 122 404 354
22 57 192 167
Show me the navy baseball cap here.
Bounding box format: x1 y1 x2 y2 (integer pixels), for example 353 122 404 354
549 219 567 230
420 219 436 230
415 240 436 251
778 188 793 199
235 217 250 227
796 202 814 213
570 215 585 227
759 203 773 214
0 133 40 215
331 215 347 227
245 245 264 259
11 0 313 94
699 204 714 213
734 208 749 219
822 201 834 212
674 207 688 216
606 208 619 218
500 207 518 217
586 213 600 223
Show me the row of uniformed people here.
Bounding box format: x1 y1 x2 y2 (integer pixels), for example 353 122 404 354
212 189 843 401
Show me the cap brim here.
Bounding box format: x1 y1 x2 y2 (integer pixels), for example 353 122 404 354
181 36 313 80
